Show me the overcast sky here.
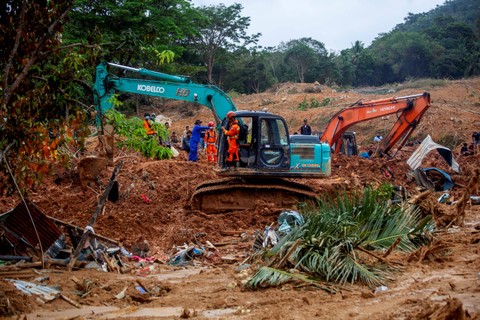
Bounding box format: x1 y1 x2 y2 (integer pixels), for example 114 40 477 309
190 0 446 52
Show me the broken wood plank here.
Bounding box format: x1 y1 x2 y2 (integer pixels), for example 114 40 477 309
0 259 84 271
70 276 82 287
100 251 116 272
60 293 81 308
67 161 123 271
48 216 119 245
357 246 404 266
408 190 432 205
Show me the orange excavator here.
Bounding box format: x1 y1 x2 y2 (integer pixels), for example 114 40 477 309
320 92 431 157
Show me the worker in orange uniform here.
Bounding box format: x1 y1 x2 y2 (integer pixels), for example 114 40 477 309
143 113 156 136
222 111 240 170
204 121 218 164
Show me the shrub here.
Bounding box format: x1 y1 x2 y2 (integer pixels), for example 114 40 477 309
105 110 172 160
297 97 309 110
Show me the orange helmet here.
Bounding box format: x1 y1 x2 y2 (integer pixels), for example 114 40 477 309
226 111 236 119
208 121 214 127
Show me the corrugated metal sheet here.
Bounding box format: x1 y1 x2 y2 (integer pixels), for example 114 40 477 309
407 135 460 173
0 199 65 257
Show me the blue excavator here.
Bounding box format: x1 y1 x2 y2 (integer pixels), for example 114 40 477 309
93 62 331 212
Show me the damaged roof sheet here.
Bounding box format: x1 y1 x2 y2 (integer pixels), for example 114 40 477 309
0 199 65 258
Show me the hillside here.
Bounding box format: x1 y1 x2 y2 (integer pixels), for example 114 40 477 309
0 78 479 319
161 78 480 150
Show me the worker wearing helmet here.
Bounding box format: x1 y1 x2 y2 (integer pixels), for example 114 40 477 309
204 121 218 164
143 113 156 136
222 112 240 169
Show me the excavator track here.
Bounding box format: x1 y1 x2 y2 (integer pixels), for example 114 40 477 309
191 177 318 213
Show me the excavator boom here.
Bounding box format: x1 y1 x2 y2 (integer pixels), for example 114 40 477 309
320 92 431 156
94 61 236 125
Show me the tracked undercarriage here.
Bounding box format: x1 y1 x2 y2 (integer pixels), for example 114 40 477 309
191 177 319 213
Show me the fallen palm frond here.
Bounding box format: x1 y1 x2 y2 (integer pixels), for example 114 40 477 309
247 185 435 289
248 266 336 294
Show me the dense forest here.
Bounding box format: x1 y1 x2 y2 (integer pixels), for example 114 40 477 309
0 0 479 190
66 0 480 92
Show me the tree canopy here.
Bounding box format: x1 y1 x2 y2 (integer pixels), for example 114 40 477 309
185 3 260 84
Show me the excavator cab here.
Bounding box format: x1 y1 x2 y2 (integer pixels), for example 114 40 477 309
217 110 292 173
336 132 358 156
216 110 331 179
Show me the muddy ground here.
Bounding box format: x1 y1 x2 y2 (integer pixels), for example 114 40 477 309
1 78 480 319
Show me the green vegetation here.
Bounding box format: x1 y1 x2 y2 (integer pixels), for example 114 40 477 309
106 110 172 160
297 98 309 111
247 185 434 288
297 97 331 110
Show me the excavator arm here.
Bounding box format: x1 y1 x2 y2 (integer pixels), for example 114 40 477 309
93 61 237 125
320 92 431 156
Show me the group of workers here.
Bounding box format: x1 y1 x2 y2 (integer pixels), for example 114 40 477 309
143 110 240 169
145 114 477 166
185 111 239 168
460 131 480 156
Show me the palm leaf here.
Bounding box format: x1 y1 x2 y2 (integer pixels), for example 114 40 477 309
247 267 315 289
247 184 435 289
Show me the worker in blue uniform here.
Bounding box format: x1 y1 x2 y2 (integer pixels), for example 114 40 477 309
189 120 210 162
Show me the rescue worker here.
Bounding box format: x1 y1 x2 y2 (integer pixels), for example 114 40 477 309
189 120 210 162
222 111 240 169
204 121 218 164
359 150 373 159
143 113 156 136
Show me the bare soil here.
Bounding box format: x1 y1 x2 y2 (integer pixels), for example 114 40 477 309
1 79 480 319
